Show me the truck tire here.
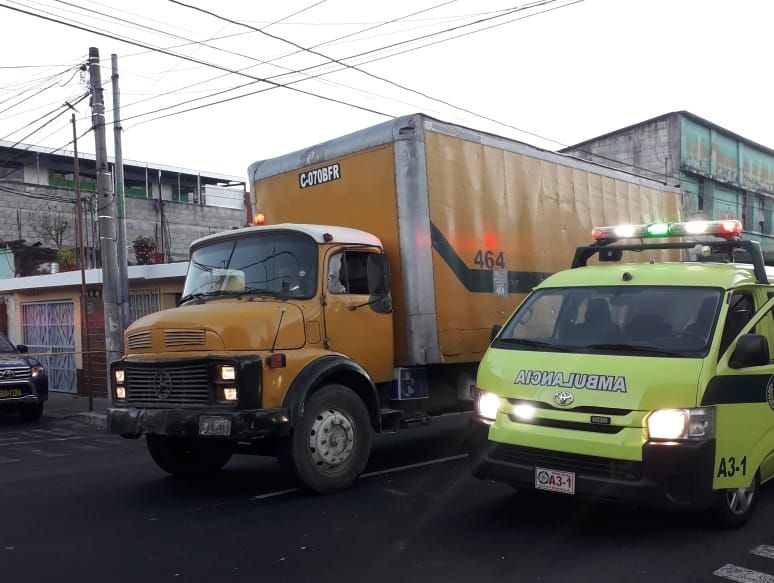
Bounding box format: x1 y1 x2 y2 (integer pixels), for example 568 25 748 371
280 384 372 493
146 435 233 477
709 473 759 529
19 403 43 422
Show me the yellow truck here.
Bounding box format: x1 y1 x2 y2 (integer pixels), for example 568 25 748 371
107 114 680 492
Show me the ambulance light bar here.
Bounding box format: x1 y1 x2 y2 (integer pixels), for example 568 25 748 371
591 219 742 242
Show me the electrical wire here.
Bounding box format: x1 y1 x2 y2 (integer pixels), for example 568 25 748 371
0 2 396 119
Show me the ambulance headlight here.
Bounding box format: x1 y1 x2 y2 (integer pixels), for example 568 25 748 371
476 391 501 421
647 407 715 440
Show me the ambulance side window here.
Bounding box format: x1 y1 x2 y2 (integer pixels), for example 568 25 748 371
719 291 756 357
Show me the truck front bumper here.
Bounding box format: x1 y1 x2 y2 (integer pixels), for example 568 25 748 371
469 417 717 510
108 407 291 440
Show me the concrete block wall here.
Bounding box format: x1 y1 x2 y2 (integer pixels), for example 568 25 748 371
0 181 244 264
565 116 678 184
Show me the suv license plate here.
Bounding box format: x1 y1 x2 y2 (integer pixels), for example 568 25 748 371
199 416 232 437
535 467 575 495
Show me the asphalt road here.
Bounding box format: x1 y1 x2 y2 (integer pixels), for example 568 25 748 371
1 411 774 583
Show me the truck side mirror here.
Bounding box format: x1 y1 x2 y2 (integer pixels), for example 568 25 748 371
367 254 390 296
729 334 770 369
490 324 502 342
16 344 28 353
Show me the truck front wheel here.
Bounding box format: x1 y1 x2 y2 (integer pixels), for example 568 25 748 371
280 384 372 493
146 435 233 477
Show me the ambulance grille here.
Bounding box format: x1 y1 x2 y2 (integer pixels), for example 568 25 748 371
491 444 642 481
509 416 624 434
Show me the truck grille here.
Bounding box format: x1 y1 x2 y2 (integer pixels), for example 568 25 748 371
164 329 205 347
125 363 210 408
127 331 152 350
490 444 642 481
0 367 31 381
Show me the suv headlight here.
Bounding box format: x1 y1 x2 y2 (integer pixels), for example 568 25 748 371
647 407 715 440
475 390 500 421
31 365 45 379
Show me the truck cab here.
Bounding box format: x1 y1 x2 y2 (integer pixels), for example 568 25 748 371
108 223 394 492
471 219 774 528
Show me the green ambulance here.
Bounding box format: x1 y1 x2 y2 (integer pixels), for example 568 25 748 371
470 219 774 528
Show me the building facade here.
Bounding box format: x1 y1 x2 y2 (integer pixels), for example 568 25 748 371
0 263 187 396
564 111 774 262
0 140 248 268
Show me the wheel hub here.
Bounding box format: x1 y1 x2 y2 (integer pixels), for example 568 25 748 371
309 408 355 470
726 484 755 515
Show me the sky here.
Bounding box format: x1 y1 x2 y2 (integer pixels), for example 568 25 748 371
0 0 772 181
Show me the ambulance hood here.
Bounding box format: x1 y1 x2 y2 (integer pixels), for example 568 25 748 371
478 348 703 411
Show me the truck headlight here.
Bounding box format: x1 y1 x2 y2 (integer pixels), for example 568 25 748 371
476 391 500 421
114 368 125 384
116 386 126 400
647 407 715 440
219 365 235 381
31 365 45 379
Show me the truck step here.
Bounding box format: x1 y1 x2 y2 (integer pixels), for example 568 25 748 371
379 408 402 433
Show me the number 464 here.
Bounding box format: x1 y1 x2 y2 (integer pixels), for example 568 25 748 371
474 250 505 269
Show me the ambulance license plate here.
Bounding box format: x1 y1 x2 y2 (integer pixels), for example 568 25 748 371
535 467 575 495
198 416 231 436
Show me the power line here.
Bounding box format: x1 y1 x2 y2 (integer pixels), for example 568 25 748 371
122 1 580 129
112 0 460 117
169 0 570 139
0 2 396 119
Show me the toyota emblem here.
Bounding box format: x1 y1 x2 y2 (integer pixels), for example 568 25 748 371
153 370 173 399
553 391 574 407
1 370 14 379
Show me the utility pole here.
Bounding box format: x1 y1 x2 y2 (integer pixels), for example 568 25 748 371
111 54 130 332
88 46 120 406
72 114 93 412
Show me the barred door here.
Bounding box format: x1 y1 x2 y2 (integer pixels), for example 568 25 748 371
129 288 161 323
21 300 76 393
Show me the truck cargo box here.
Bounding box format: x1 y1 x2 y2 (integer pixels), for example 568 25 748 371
248 114 681 368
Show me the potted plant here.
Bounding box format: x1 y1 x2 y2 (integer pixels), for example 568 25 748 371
133 235 157 265
56 248 76 271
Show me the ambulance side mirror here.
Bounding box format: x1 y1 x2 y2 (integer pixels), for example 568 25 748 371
490 324 502 342
729 334 770 369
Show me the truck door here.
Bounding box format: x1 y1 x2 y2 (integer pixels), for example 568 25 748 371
323 249 394 383
706 290 774 493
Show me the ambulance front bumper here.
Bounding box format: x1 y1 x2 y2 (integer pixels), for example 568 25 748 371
469 417 717 510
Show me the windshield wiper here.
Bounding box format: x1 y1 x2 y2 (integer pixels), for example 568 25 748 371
177 292 206 306
583 343 683 356
495 338 576 353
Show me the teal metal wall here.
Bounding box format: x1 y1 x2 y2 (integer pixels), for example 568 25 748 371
680 116 774 261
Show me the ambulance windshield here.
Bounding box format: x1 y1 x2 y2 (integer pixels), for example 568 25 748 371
182 231 318 301
496 286 723 357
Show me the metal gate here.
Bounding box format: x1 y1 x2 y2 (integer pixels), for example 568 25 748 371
21 300 76 393
129 288 161 323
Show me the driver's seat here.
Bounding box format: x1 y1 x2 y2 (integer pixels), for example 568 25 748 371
625 314 671 342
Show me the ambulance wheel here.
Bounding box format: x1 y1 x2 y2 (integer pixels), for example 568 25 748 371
146 435 233 477
710 474 759 529
279 384 372 493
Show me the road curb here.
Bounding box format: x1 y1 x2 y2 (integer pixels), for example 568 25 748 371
69 411 108 431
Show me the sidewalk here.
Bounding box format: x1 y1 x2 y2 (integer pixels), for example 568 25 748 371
45 391 108 430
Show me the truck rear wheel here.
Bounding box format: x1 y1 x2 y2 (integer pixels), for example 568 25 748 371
146 435 233 477
709 473 759 529
280 384 372 493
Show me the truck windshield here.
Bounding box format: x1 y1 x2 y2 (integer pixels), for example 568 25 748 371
183 231 318 300
494 286 723 358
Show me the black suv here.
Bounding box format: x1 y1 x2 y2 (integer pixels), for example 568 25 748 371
0 332 48 422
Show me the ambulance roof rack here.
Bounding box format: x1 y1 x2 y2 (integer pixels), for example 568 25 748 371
571 219 769 285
